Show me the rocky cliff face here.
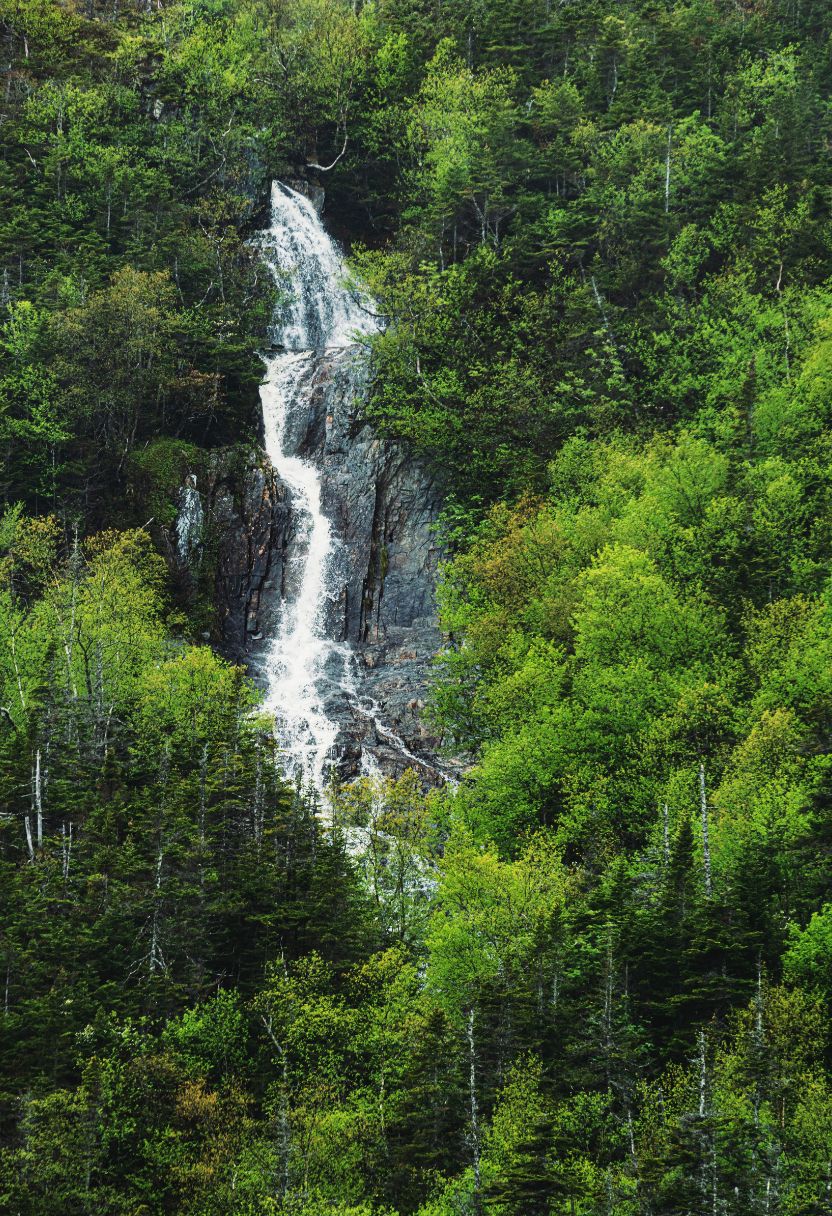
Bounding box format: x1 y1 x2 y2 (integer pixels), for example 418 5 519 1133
155 446 289 649
168 177 448 784
210 451 291 661
188 352 446 782
299 349 446 777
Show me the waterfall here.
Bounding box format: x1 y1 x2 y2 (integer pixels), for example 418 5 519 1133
256 182 376 791
175 474 204 565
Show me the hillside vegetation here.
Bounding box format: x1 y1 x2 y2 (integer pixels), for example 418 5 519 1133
3 1 832 1213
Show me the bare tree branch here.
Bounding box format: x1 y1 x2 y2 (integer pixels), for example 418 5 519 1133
306 127 349 173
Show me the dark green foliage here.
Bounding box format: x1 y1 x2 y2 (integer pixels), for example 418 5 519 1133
483 1115 555 1215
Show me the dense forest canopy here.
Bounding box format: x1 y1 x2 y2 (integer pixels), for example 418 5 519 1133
3 0 832 1213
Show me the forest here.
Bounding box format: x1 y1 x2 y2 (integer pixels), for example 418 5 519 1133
3 0 832 1212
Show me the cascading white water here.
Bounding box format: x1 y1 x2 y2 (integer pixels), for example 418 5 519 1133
175 474 203 565
256 182 376 790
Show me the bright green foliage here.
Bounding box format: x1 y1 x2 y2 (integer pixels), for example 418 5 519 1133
426 828 565 1026
330 770 440 947
482 1056 558 1215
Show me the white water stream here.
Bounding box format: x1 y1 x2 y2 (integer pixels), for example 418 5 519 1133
256 182 376 790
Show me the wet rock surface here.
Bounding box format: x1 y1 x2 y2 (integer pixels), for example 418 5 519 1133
209 450 292 664
312 350 446 778
198 354 447 782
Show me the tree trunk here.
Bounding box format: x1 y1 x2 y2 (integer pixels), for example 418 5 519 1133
466 1009 481 1208
698 761 712 897
33 748 43 849
61 821 73 884
662 802 670 866
149 841 165 976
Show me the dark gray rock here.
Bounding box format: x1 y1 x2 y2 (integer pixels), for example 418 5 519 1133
314 350 446 777
201 351 447 782
212 450 291 663
285 178 326 216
